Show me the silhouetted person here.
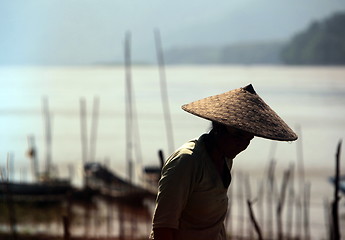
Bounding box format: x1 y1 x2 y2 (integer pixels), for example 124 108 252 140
150 84 297 240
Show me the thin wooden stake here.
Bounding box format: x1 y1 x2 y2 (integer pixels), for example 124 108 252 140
303 182 311 240
42 96 53 179
80 98 88 187
124 31 134 183
257 179 265 237
331 140 342 240
89 96 100 162
245 174 254 238
277 168 291 240
154 29 175 154
266 160 277 237
237 172 244 237
295 196 302 239
247 200 263 240
80 98 88 165
286 163 295 239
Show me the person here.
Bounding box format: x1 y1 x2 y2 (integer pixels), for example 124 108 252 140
150 84 298 240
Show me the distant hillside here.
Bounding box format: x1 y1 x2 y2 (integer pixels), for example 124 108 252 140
165 41 285 65
281 12 345 65
165 12 345 66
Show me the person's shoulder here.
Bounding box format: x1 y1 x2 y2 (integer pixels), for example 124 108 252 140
165 135 208 167
179 134 208 155
166 139 197 164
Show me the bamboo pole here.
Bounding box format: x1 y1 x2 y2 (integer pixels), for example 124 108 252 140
286 163 295 239
123 31 144 185
42 96 53 179
80 98 88 165
8 153 14 183
132 102 143 182
154 29 175 155
294 125 309 240
266 160 277 238
247 200 264 240
79 98 91 238
245 174 254 238
80 97 89 189
257 179 265 237
89 96 100 163
303 182 311 240
295 196 302 239
132 89 143 184
277 168 291 240
124 31 134 183
331 140 342 240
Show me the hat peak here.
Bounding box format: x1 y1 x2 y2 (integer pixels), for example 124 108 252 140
243 84 256 95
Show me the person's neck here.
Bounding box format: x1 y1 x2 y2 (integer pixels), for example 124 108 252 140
206 133 226 175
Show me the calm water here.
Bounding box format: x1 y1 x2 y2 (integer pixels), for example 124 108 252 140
0 65 344 238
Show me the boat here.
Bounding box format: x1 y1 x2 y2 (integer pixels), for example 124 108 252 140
84 162 156 202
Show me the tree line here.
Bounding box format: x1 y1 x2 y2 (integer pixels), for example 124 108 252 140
165 11 345 65
281 12 345 65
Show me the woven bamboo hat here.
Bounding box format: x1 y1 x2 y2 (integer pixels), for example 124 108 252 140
182 84 298 141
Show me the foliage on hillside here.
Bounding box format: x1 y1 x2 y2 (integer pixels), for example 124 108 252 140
165 12 345 65
281 12 345 65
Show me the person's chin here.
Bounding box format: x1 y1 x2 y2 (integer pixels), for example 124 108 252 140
226 153 238 159
228 148 247 159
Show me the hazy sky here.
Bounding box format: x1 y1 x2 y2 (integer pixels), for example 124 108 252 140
1 0 344 65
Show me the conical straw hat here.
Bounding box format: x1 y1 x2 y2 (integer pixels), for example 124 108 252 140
182 84 298 141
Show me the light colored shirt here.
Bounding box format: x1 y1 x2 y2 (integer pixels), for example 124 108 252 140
151 134 233 240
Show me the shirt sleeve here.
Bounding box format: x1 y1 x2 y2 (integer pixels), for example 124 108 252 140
152 149 199 229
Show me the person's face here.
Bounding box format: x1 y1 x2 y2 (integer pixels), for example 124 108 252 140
220 127 254 159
